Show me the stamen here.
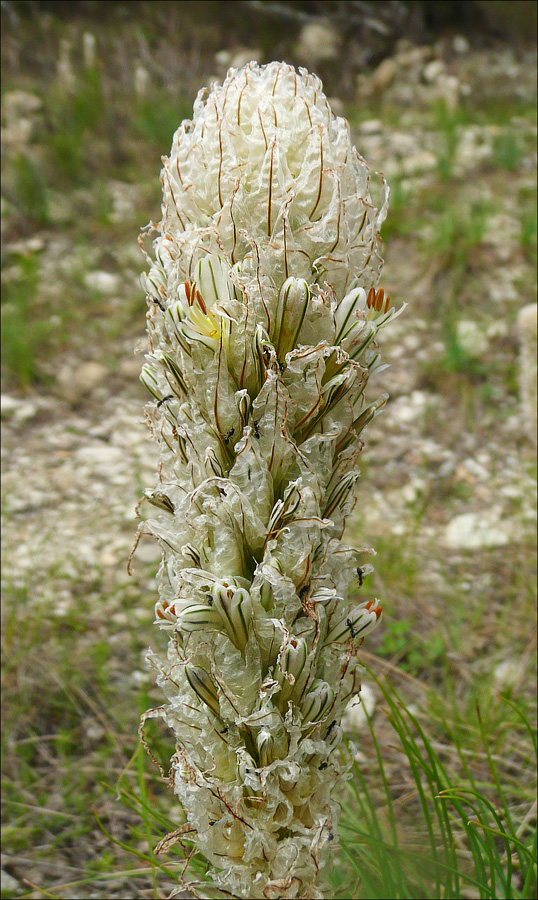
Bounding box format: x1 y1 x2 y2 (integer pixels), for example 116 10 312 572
367 286 375 309
185 281 193 306
195 289 207 315
384 295 390 314
375 288 384 312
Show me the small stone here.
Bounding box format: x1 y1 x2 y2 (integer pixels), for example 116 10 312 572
443 510 515 549
401 150 437 177
358 119 383 135
215 50 232 67
84 270 120 294
5 235 45 255
1 869 19 894
295 22 341 64
342 684 376 731
57 361 109 403
423 59 445 83
493 659 526 690
453 35 470 55
436 74 461 111
517 304 537 445
2 90 42 123
13 400 38 422
0 394 20 418
367 57 397 94
456 320 489 358
134 65 150 99
230 48 261 70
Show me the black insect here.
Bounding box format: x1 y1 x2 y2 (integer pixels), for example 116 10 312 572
157 394 174 408
318 762 328 770
223 427 235 445
326 719 337 737
356 566 364 587
328 831 334 841
253 420 261 439
346 617 357 639
209 819 217 826
152 296 166 312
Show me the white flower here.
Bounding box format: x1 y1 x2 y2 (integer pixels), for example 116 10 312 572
137 60 400 899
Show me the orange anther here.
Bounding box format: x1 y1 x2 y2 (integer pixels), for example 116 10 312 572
195 289 207 315
184 281 192 305
375 288 384 311
384 295 390 314
367 286 376 309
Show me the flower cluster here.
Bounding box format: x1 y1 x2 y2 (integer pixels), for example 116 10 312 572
137 61 402 899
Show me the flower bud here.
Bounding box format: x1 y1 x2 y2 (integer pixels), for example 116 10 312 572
257 728 274 767
140 362 163 400
185 665 221 718
178 604 223 634
272 277 310 361
276 636 309 708
334 287 367 344
212 584 253 653
324 599 383 646
301 680 334 726
195 255 235 310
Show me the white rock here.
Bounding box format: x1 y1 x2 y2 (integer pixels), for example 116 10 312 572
4 235 45 254
443 509 515 549
1 869 19 894
230 48 261 70
391 390 433 424
436 74 461 111
215 50 232 67
13 400 38 422
517 304 537 445
75 444 125 467
2 90 42 123
401 150 437 177
84 270 120 294
295 22 341 63
453 35 470 55
0 394 20 418
82 31 96 69
493 659 526 690
363 57 396 95
456 319 489 357
57 362 108 403
342 684 376 731
423 59 445 83
134 65 150 99
358 119 383 135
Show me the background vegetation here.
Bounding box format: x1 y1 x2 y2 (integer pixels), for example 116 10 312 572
1 2 536 898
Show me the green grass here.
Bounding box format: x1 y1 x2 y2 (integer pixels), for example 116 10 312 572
1 251 53 387
334 674 537 900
